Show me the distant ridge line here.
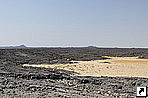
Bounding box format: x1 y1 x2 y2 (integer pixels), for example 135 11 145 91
0 45 148 49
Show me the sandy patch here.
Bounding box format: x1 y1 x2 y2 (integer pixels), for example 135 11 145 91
22 57 148 78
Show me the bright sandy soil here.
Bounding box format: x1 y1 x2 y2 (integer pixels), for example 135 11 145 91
22 57 148 78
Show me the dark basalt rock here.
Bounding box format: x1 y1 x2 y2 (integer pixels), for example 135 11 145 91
80 79 90 84
0 48 148 97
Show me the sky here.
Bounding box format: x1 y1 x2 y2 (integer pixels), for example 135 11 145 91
0 0 148 47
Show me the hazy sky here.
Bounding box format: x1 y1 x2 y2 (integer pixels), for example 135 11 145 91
0 0 148 47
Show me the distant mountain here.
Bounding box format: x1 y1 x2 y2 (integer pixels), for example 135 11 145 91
11 45 27 49
0 45 28 49
86 46 99 49
0 45 99 49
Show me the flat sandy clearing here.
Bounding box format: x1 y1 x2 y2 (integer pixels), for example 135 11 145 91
23 57 148 78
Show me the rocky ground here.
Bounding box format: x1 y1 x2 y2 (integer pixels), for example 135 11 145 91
0 48 148 97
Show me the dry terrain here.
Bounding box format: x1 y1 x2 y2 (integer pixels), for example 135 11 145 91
23 56 148 78
0 48 148 97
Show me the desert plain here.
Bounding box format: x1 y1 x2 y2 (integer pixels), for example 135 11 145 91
23 56 148 78
0 48 148 97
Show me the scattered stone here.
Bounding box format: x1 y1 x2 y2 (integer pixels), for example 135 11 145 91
0 48 148 97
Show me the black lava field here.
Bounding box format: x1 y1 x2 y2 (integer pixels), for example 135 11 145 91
0 48 148 97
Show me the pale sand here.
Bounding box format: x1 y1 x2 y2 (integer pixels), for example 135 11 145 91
22 57 148 78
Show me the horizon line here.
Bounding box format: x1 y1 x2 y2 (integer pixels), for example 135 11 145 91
0 45 148 48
